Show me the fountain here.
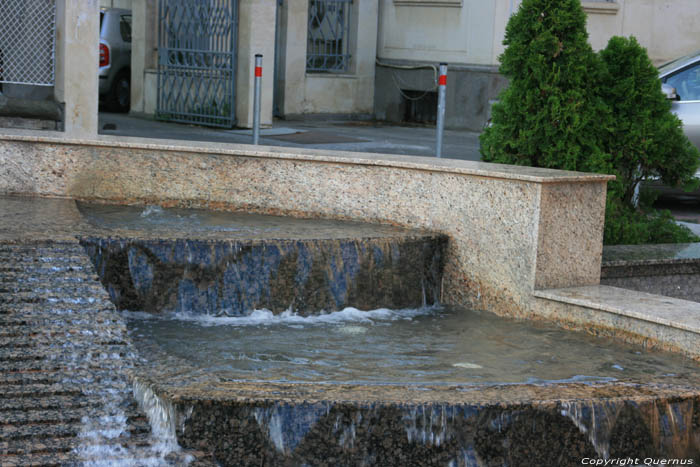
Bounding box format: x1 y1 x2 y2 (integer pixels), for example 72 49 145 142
1 133 699 465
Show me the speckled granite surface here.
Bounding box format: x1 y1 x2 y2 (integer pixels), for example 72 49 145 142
602 243 700 302
534 285 700 361
0 131 613 319
131 334 700 465
0 241 215 465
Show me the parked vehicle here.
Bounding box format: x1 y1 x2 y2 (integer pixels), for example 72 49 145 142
99 8 131 112
646 50 700 201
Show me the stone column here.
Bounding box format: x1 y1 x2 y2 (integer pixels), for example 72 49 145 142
54 0 99 137
279 0 308 116
236 0 276 129
129 0 156 115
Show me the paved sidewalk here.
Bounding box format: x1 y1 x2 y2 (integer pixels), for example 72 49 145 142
98 112 483 162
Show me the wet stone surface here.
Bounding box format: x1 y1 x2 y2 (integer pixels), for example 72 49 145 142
81 236 446 316
0 241 216 465
2 196 448 316
2 196 700 465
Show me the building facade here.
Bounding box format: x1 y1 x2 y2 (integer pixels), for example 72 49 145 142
109 0 700 130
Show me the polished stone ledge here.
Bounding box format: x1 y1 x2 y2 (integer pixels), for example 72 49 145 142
0 129 615 184
535 285 700 360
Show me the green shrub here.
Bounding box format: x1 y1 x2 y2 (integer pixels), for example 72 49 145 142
599 36 699 210
480 0 608 172
480 0 700 245
604 198 698 245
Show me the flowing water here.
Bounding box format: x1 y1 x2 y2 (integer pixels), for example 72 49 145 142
126 305 699 386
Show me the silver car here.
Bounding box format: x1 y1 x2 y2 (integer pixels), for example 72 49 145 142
650 51 700 201
99 8 131 112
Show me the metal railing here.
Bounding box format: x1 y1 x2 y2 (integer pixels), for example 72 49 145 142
0 0 56 86
306 0 352 73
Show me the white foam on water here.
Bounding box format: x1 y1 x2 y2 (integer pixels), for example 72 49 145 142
453 362 483 369
165 305 439 327
140 205 164 217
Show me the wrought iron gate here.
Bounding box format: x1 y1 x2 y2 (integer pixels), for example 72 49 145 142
157 0 237 128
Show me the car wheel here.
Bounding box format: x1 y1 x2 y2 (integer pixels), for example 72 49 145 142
109 71 130 113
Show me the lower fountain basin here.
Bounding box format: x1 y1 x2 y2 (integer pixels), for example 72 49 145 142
129 306 700 465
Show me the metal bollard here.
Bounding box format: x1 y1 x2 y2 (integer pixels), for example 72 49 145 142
435 63 447 158
253 54 262 145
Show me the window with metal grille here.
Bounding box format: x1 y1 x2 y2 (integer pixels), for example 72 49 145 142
306 0 352 73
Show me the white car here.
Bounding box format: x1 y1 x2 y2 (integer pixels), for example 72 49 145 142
99 8 132 112
644 51 700 201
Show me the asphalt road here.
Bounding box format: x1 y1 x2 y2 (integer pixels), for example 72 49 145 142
98 112 484 162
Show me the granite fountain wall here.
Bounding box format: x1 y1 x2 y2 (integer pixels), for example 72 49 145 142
0 132 611 319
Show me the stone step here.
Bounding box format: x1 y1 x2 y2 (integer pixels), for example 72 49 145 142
0 265 90 275
0 383 128 399
0 450 74 466
1 409 87 426
0 253 91 263
1 407 148 427
0 422 82 441
0 383 84 399
0 416 151 441
0 447 217 467
0 359 133 374
0 432 189 456
0 242 84 253
0 283 108 297
0 303 117 315
0 395 108 412
0 275 96 285
0 294 113 308
0 437 76 456
0 316 124 330
0 369 130 387
0 335 127 349
0 345 130 362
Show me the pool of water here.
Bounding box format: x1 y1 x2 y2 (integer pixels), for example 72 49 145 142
76 202 420 239
127 305 699 386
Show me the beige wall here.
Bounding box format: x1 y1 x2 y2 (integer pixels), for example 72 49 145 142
585 0 700 64
236 0 275 128
129 0 156 116
379 0 700 67
99 0 132 8
377 0 499 65
280 0 378 116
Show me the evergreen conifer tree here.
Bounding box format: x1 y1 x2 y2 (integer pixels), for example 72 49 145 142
480 0 608 171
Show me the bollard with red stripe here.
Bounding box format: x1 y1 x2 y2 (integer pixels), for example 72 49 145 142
253 54 263 145
436 63 447 158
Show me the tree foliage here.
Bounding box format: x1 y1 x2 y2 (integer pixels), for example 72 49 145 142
600 36 699 204
480 0 700 244
480 0 608 172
